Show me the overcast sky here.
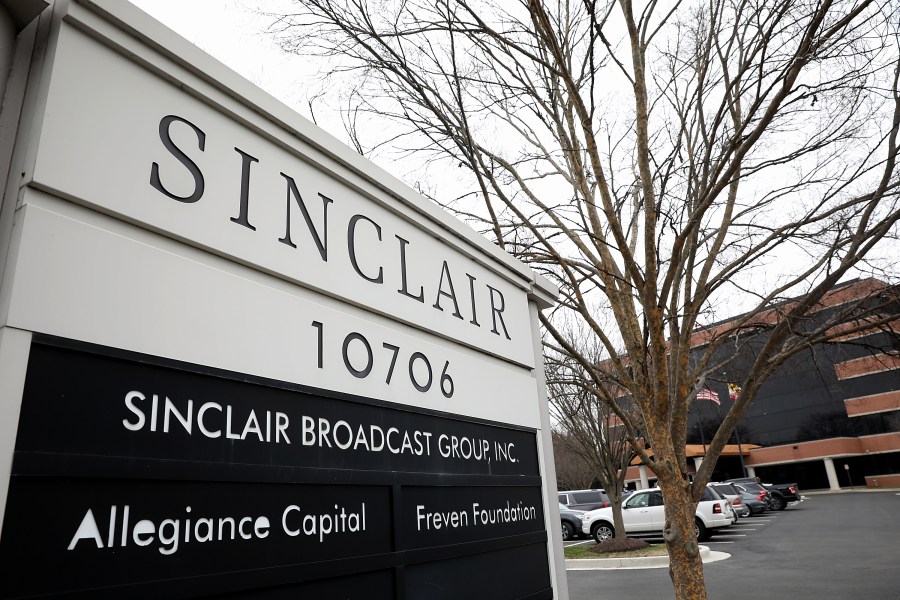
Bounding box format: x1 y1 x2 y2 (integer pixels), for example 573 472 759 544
129 1 320 122
126 0 898 293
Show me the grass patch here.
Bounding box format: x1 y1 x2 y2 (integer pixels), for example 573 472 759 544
564 542 668 559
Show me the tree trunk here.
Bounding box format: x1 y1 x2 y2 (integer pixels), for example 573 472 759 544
659 476 707 600
611 497 626 540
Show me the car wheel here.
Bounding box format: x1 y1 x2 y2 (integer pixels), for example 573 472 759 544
561 521 574 541
592 522 615 543
695 519 709 542
769 494 786 511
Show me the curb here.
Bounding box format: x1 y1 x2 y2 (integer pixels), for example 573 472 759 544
565 545 731 570
802 487 900 495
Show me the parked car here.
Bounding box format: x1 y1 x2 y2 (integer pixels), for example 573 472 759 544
559 503 585 541
580 486 735 543
762 482 800 507
738 490 768 515
727 477 798 511
558 489 610 511
728 480 774 509
708 482 750 518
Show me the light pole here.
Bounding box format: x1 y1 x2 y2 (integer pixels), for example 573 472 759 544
734 426 747 478
843 463 853 490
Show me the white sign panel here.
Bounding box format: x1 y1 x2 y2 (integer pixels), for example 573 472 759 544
6 198 541 427
29 22 535 368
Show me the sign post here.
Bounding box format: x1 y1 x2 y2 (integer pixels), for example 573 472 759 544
0 1 564 599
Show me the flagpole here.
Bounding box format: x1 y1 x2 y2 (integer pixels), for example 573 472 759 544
727 381 747 478
698 419 707 457
735 426 747 478
698 389 708 457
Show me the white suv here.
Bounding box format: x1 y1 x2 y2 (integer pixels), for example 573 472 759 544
581 486 735 542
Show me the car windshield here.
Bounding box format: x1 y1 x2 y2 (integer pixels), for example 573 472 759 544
737 482 766 492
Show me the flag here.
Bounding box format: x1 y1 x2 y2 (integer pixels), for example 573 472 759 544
728 383 741 401
696 387 720 405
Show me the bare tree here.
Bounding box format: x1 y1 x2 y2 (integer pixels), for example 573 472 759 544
269 1 900 597
547 354 638 540
551 431 598 491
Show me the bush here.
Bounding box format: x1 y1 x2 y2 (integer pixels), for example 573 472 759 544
589 537 651 554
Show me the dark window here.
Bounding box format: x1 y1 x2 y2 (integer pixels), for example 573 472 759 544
572 491 602 503
701 487 720 501
711 484 738 497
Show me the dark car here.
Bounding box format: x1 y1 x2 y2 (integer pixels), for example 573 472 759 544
558 503 585 541
558 489 610 512
739 490 768 515
730 481 771 507
727 477 798 510
763 482 801 505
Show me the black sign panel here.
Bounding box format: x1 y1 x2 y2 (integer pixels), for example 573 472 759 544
216 571 396 600
1 338 551 599
400 486 545 549
14 342 538 479
405 544 552 600
0 479 391 598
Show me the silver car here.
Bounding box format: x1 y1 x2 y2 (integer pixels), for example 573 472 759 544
708 482 751 518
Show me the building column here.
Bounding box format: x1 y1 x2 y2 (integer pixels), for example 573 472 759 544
693 457 703 471
823 458 841 491
639 465 649 489
746 466 756 479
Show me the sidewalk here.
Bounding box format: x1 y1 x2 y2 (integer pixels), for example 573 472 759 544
565 545 730 570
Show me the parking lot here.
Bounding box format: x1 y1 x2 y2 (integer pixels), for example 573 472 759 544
563 509 784 549
563 499 787 550
565 491 900 600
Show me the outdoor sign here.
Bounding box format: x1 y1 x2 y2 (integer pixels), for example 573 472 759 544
0 1 561 599
2 338 546 598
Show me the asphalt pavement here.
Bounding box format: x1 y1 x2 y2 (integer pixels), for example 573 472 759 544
566 490 900 600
